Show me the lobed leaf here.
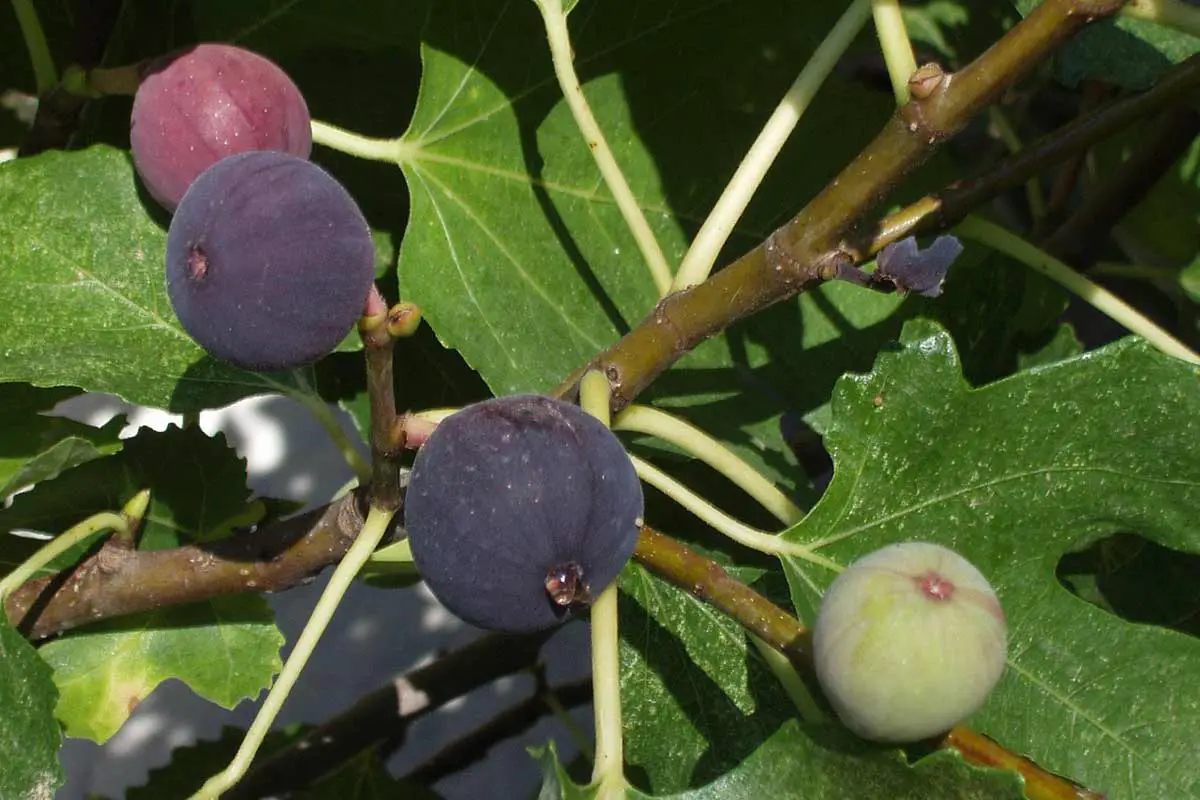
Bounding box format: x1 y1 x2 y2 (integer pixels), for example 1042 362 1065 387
782 318 1200 799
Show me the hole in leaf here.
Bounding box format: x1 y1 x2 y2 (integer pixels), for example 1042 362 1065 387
1056 533 1200 637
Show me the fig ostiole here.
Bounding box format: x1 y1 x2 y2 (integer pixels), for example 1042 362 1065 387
812 541 1007 743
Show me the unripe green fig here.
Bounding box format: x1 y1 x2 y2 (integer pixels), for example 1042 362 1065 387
812 542 1007 743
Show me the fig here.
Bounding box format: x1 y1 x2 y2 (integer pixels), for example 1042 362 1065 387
165 151 375 371
812 542 1007 743
404 394 643 633
131 43 312 211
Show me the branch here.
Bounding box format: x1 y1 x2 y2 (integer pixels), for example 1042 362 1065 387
633 526 1104 800
554 0 1131 411
1041 105 1200 265
401 677 593 786
871 54 1200 256
224 631 554 799
3 492 373 640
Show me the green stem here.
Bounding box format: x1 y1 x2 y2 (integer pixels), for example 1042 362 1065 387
747 633 825 722
11 0 57 93
956 215 1200 364
629 454 841 570
287 390 371 487
535 0 673 297
587 583 626 797
672 0 872 291
0 511 128 601
1123 0 1200 37
613 404 803 525
577 371 627 796
311 119 408 164
871 0 917 104
190 503 396 800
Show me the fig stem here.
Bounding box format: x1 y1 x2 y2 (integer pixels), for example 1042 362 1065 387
671 0 872 291
578 370 629 795
190 503 397 800
869 0 917 105
534 0 673 297
629 454 840 570
956 216 1200 364
634 526 1104 800
359 304 405 512
614 404 804 524
0 508 130 602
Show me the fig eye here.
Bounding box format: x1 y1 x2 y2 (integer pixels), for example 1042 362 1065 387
545 562 590 607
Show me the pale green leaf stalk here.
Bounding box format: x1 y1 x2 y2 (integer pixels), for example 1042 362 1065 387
0 490 146 600
311 119 407 163
871 0 918 104
614 404 804 525
578 370 629 799
534 0 673 297
629 454 840 571
672 0 872 291
11 0 57 93
191 504 396 799
957 216 1200 365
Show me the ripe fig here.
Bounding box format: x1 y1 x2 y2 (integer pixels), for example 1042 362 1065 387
131 43 312 211
166 151 375 371
405 395 643 633
812 542 1007 743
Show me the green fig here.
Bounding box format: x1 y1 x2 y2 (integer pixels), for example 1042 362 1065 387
813 542 1007 743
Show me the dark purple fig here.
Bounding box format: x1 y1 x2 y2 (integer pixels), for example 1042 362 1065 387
405 395 643 633
131 43 311 211
165 151 374 371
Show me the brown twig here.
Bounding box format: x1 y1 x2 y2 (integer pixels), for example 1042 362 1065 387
224 631 555 799
554 0 1131 412
634 526 1103 800
4 492 369 641
359 287 405 512
401 677 593 787
1042 105 1200 266
869 53 1200 256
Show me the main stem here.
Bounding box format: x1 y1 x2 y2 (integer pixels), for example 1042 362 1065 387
553 0 1131 412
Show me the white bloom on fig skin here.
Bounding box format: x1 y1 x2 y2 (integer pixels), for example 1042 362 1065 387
813 542 1008 743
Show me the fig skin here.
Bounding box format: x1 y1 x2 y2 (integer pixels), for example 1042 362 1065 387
131 43 312 211
165 151 375 372
812 542 1007 743
404 395 643 634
